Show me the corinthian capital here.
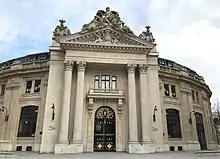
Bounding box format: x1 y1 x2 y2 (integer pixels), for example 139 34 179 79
64 61 73 71
139 64 147 74
127 64 137 74
76 61 86 72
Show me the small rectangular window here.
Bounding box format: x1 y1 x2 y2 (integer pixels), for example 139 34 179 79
171 85 176 97
25 81 32 93
94 75 100 89
34 80 41 93
196 91 199 102
111 76 117 89
101 75 110 89
192 90 195 101
0 85 5 96
164 84 170 96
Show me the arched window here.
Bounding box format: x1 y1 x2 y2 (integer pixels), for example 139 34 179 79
166 109 182 138
17 106 38 137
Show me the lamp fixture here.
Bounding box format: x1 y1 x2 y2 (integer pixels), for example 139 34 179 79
51 103 55 121
0 106 9 122
189 111 195 124
153 106 158 122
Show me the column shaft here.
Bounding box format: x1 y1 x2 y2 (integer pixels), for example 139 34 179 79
127 64 138 142
58 61 73 143
73 61 86 143
139 64 151 142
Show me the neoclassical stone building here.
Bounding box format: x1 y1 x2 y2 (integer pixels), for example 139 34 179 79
0 8 218 153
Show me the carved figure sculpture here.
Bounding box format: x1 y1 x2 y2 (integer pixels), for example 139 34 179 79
81 7 134 34
139 26 155 43
53 19 71 38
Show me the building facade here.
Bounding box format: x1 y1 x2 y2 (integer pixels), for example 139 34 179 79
0 8 218 153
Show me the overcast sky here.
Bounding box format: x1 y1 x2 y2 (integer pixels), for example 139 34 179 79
0 0 219 103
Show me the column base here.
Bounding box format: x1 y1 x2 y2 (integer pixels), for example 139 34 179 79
126 141 155 153
0 141 13 151
154 143 170 152
55 143 83 154
183 140 200 151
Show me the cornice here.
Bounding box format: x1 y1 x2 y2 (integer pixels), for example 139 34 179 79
60 42 151 53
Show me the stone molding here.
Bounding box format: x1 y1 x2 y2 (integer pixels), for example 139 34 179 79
180 82 191 93
6 78 21 90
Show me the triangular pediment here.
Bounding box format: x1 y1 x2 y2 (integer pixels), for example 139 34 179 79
53 7 156 53
59 27 155 53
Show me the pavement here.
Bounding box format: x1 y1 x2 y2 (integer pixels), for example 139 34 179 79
0 152 220 159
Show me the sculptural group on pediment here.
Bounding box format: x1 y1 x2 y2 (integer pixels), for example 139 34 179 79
53 19 71 39
81 7 134 34
139 26 155 43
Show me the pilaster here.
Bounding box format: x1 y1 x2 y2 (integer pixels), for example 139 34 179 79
57 61 74 144
70 61 86 153
126 64 138 143
0 78 21 152
139 64 152 143
40 50 64 153
180 83 200 151
147 65 169 152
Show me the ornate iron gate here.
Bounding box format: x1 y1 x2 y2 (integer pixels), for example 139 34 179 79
195 112 207 150
94 106 116 152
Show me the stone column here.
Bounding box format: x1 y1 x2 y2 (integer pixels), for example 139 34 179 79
58 61 73 144
139 64 152 143
127 64 138 142
73 61 86 144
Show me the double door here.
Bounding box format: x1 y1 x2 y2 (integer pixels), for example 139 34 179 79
94 106 116 152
